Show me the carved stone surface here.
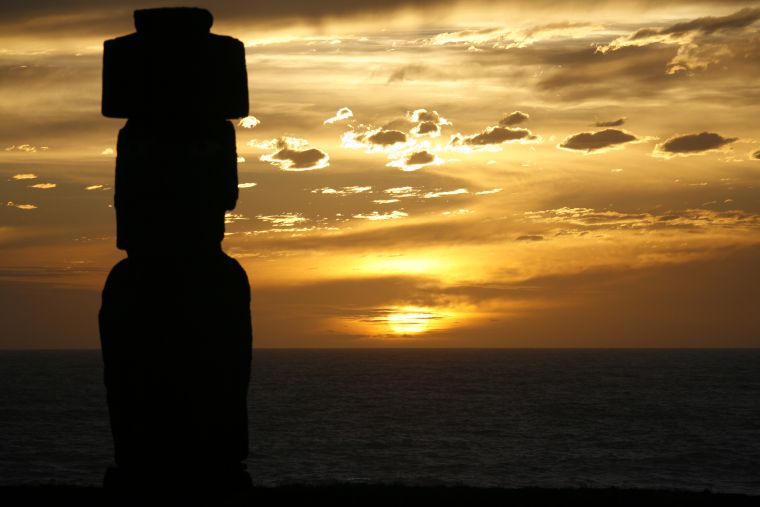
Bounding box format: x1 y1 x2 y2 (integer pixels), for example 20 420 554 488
98 8 253 497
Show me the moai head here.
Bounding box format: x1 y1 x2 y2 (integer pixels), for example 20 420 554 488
102 7 248 120
102 7 249 254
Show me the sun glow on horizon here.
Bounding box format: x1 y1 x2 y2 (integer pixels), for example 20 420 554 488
371 306 446 336
358 255 446 276
385 307 439 335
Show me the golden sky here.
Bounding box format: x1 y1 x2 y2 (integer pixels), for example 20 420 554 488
1 0 759 348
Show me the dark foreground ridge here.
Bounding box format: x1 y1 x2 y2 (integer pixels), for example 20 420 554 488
1 485 758 506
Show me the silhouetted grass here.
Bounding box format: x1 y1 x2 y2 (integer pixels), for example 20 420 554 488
2 484 758 506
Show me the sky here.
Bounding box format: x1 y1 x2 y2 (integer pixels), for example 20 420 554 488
1 0 759 348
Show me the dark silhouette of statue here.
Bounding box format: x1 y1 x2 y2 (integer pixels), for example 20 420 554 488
98 7 253 503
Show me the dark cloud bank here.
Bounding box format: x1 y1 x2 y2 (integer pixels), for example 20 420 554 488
658 132 737 155
595 118 625 127
559 129 638 153
499 111 529 126
368 129 407 146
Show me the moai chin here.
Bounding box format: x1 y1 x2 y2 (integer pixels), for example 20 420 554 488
98 8 253 501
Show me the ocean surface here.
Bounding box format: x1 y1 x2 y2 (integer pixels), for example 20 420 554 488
0 349 758 493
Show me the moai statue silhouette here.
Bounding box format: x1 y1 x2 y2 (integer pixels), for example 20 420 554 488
98 7 253 502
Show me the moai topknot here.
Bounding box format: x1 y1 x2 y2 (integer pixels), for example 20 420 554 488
98 8 253 502
103 6 248 254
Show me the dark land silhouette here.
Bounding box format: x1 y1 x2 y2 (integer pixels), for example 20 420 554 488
98 7 252 503
2 485 759 507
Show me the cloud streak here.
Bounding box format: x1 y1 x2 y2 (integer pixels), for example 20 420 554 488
353 210 408 220
5 144 47 153
595 118 625 127
524 207 760 232
312 186 372 195
257 213 308 227
6 201 37 210
423 188 468 199
421 21 605 50
596 7 760 74
324 107 353 125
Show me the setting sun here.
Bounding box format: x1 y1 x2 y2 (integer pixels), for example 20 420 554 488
383 307 440 335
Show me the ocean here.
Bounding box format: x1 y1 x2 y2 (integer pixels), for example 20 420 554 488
0 349 758 493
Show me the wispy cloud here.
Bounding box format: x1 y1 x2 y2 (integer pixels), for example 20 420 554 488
384 186 421 198
312 186 372 195
525 207 760 231
5 144 48 153
595 118 625 127
596 7 760 74
238 116 261 128
324 107 354 125
6 201 37 210
353 210 409 220
422 22 605 50
423 188 468 199
257 213 309 227
475 188 502 195
224 212 249 224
